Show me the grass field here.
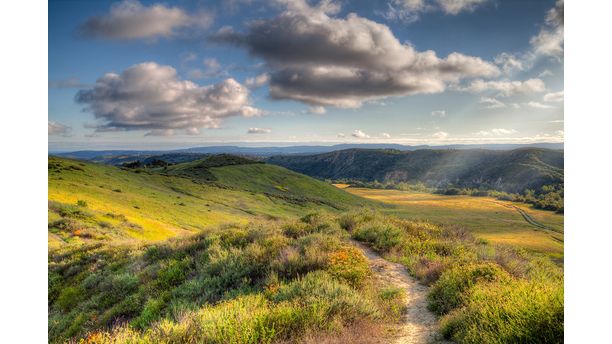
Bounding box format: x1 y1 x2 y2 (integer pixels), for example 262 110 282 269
47 157 366 248
337 186 564 260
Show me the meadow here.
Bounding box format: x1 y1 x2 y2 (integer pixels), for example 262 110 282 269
48 157 367 248
338 186 564 260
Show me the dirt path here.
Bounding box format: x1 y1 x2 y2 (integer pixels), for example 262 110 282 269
492 201 562 234
351 240 449 344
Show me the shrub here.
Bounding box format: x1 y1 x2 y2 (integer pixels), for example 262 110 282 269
428 263 510 315
56 286 83 311
326 247 370 287
440 279 563 343
352 222 403 252
76 200 88 207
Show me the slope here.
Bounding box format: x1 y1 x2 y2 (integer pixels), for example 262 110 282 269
267 148 564 193
48 156 367 247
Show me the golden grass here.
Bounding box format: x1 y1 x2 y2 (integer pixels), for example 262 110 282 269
341 187 564 258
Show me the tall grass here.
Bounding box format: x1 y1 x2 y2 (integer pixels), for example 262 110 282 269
49 215 403 343
344 209 563 343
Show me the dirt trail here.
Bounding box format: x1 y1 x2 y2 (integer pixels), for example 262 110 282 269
492 201 562 234
351 240 449 344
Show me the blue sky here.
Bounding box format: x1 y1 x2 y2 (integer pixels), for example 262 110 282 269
48 0 564 150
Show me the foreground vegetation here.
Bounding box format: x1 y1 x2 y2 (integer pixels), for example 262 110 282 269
49 214 404 343
49 211 563 343
344 210 563 343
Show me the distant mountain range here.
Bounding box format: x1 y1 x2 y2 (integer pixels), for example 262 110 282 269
53 142 563 161
266 148 564 194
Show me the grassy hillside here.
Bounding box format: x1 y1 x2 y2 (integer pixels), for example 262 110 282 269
48 156 367 247
267 148 564 194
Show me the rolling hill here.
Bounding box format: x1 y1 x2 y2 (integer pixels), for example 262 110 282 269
266 148 564 193
48 155 368 247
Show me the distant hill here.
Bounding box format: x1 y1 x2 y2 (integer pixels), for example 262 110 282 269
266 148 564 193
53 142 564 161
48 155 368 246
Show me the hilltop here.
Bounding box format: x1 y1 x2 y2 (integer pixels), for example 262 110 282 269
48 155 367 246
267 148 564 194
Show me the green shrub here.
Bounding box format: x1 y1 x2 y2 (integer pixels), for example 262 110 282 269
56 286 83 311
352 222 403 252
440 279 563 343
428 263 510 315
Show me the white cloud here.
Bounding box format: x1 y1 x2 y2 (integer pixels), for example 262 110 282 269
79 0 213 40
530 0 564 59
555 130 564 137
381 132 391 138
247 127 271 134
308 106 327 114
245 73 270 88
543 90 564 102
527 101 554 109
48 121 72 136
479 97 505 109
76 62 261 135
381 0 488 22
436 0 488 15
494 53 524 74
432 131 449 139
212 0 499 108
337 133 346 138
431 110 446 117
352 129 371 138
460 78 546 96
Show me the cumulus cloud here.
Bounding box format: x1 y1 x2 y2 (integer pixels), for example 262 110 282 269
530 0 564 59
381 132 391 138
352 129 370 138
431 110 446 117
432 131 449 139
459 78 546 96
308 106 327 114
543 90 563 102
49 121 72 136
527 101 554 109
245 73 270 88
80 0 213 40
479 97 505 109
212 0 499 108
381 0 488 22
247 127 271 134
75 62 261 136
337 133 346 138
494 53 524 74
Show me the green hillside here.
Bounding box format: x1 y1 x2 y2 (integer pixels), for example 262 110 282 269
48 156 367 247
267 148 564 193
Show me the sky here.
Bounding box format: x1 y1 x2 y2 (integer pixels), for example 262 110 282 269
48 0 564 151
